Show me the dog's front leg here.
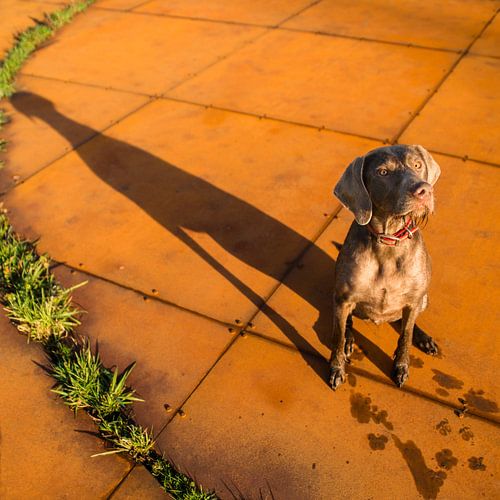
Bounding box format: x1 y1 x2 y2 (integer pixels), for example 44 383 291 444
329 298 353 390
392 305 419 387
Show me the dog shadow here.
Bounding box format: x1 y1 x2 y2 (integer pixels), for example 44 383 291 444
9 92 394 384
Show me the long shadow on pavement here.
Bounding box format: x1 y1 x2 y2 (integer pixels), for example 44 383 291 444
10 92 393 384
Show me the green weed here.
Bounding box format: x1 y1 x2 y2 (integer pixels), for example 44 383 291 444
0 0 96 98
0 1 217 497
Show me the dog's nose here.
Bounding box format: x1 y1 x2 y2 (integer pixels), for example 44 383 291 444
413 182 432 199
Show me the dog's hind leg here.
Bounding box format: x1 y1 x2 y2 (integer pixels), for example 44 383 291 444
391 320 439 356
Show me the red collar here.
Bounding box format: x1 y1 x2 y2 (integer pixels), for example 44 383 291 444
366 218 419 246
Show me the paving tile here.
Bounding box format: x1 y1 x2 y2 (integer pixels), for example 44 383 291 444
0 75 149 193
251 155 500 420
169 30 457 140
134 0 313 26
283 0 497 51
0 0 59 55
157 335 499 499
401 55 500 164
21 9 264 94
53 266 234 435
0 314 130 498
112 466 168 498
4 98 378 323
470 15 500 57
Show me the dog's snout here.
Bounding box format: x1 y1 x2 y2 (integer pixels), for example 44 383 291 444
412 182 432 199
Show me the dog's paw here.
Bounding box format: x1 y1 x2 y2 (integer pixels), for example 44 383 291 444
413 330 439 356
392 363 409 388
329 364 346 390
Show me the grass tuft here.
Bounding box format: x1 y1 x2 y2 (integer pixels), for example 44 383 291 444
0 2 218 497
0 212 216 498
50 342 143 416
149 455 217 500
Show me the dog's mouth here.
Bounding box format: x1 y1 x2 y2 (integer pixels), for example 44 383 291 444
398 204 431 228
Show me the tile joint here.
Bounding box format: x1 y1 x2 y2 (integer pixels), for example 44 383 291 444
391 8 500 144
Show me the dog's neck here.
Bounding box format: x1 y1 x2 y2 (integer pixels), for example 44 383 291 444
367 214 408 235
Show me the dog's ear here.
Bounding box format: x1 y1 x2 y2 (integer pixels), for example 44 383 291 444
415 145 441 186
334 156 372 225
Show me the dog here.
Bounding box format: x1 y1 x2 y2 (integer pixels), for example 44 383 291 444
329 144 440 389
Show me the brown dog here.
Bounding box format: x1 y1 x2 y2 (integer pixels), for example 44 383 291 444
329 144 440 389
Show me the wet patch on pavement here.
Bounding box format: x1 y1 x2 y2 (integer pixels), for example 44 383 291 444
435 449 458 470
468 456 486 471
458 426 474 442
350 392 394 430
435 419 452 436
368 433 388 451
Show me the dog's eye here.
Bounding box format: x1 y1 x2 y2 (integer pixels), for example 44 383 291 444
378 168 389 176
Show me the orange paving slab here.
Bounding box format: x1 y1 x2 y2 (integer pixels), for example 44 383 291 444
283 0 498 51
53 266 234 435
21 8 264 94
401 55 500 164
113 466 168 498
0 75 149 193
169 30 457 140
0 315 130 498
471 15 500 57
4 97 377 323
134 0 313 26
0 0 59 56
251 155 500 420
157 335 500 499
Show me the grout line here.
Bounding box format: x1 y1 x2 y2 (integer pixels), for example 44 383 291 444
280 26 462 53
391 8 500 143
246 332 500 427
88 2 487 56
160 95 384 143
275 0 322 26
153 205 345 441
106 464 136 499
163 30 272 94
59 262 243 332
19 71 153 97
13 4 307 194
112 6 270 28
153 334 244 440
49 211 500 430
15 73 500 169
158 0 325 96
425 149 500 168
124 0 153 11
0 96 157 197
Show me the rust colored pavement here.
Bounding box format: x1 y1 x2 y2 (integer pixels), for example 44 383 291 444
1 1 499 499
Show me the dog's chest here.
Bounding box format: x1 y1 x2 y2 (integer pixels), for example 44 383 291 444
350 251 425 323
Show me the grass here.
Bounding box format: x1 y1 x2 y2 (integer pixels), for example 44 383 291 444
0 0 96 99
0 2 217 499
0 211 215 499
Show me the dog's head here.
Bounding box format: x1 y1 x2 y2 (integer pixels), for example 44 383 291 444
334 144 441 225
